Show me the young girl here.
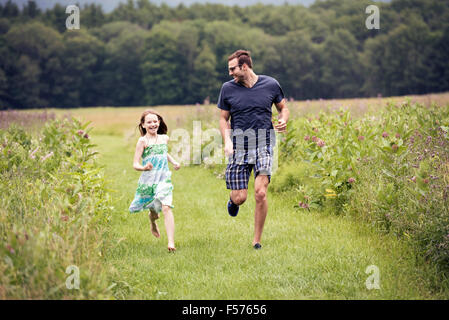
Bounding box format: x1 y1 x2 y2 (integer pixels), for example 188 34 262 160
129 110 180 252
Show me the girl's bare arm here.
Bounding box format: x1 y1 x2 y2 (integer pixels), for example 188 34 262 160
133 139 152 171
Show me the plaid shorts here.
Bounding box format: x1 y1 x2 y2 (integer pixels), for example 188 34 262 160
225 145 273 190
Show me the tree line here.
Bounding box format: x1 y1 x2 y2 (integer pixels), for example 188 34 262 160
0 0 448 108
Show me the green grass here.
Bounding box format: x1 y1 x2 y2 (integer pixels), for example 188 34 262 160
94 133 448 299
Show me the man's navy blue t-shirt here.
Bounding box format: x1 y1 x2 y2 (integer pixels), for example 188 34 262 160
217 75 285 150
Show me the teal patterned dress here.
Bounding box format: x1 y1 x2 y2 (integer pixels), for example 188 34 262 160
129 141 173 213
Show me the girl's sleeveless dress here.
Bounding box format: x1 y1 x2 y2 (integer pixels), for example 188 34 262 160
129 141 173 213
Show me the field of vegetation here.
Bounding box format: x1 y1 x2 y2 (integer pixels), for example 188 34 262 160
1 92 449 299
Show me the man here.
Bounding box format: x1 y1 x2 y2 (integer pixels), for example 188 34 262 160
218 49 289 249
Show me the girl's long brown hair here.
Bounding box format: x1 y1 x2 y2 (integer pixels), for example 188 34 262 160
138 109 168 136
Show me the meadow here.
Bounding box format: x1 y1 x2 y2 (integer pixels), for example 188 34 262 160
1 92 449 299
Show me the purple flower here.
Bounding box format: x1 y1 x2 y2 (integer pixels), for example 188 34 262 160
358 135 365 141
29 146 39 159
317 139 325 147
6 244 15 254
299 201 309 209
77 130 84 136
348 177 355 184
41 152 54 162
304 135 310 141
395 133 400 139
382 132 389 138
83 133 89 139
411 176 416 183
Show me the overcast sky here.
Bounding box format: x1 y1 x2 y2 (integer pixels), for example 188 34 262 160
1 0 319 12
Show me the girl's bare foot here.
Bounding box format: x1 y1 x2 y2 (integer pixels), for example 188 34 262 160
149 211 160 238
168 245 176 253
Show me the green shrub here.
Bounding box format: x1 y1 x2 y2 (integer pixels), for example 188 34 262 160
0 118 113 299
276 101 449 279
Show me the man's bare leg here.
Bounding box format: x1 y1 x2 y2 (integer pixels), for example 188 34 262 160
253 175 269 246
230 189 248 205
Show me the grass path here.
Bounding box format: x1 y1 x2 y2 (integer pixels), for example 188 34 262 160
96 133 446 299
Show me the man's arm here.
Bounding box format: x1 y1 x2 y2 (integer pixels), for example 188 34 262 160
274 98 289 133
219 109 233 157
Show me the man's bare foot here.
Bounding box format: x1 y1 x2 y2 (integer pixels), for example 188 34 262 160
149 211 160 238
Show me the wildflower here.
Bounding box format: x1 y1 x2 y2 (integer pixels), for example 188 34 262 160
77 130 84 136
6 244 15 254
423 178 429 184
61 215 69 222
348 177 355 184
382 132 388 138
304 135 310 141
411 176 416 183
41 152 54 162
426 136 432 144
298 202 310 209
317 139 325 147
311 136 318 142
395 133 400 138
29 146 39 159
358 135 365 141
392 144 398 152
83 133 89 139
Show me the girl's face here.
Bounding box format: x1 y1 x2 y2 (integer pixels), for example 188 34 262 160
143 113 160 134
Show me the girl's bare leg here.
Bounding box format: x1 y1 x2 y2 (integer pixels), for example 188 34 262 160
149 210 160 238
162 205 175 251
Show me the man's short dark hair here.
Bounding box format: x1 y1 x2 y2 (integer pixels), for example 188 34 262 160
228 50 253 69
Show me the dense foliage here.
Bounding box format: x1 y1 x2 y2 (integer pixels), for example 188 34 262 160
0 0 448 108
272 101 449 277
0 116 113 298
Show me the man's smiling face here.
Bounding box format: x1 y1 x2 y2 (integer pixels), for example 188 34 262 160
228 58 244 83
